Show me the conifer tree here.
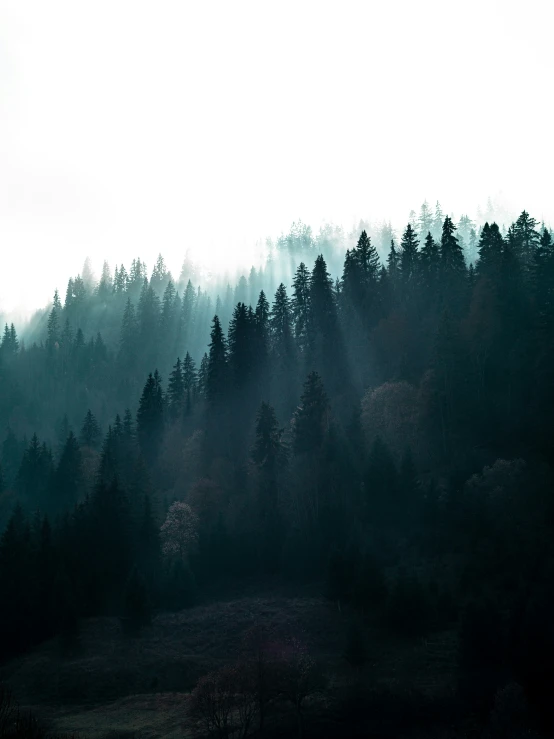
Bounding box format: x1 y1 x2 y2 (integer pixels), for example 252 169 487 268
54 432 83 512
353 230 380 283
46 303 60 349
183 352 197 393
511 210 540 270
160 279 177 333
291 262 312 350
136 371 164 463
97 261 113 299
440 216 466 297
206 316 228 405
418 200 434 239
198 352 209 396
293 371 329 455
533 228 554 335
81 409 101 448
476 222 504 279
400 223 420 288
168 357 185 419
119 298 138 363
432 201 444 240
419 232 440 292
270 284 294 357
228 303 256 389
150 253 169 292
387 239 400 282
252 402 286 471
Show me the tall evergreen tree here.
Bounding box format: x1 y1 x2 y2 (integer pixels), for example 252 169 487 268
400 223 420 288
206 316 228 405
81 409 101 448
291 262 312 351
440 216 466 299
476 222 504 279
168 357 185 419
136 371 164 463
293 371 329 455
54 432 83 512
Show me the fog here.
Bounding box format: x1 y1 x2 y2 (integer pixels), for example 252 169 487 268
0 0 552 318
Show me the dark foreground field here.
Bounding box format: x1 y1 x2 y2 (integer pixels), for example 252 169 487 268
0 585 462 739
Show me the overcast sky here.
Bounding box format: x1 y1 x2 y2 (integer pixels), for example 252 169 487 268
0 0 552 316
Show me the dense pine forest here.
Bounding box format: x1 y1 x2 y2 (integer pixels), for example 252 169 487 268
1 203 554 737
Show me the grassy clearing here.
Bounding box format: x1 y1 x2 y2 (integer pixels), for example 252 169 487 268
1 591 459 738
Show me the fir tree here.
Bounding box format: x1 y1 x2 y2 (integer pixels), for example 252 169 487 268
136 371 164 463
54 432 83 512
168 357 185 419
291 262 312 350
182 352 197 392
440 216 466 297
252 402 286 471
387 239 400 281
293 371 329 455
476 222 504 279
400 223 420 288
206 316 228 405
81 409 101 448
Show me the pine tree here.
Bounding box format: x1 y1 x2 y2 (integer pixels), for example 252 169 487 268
419 232 440 292
400 223 420 287
432 201 444 240
160 279 177 333
183 352 197 393
476 222 504 280
440 216 466 295
291 262 312 350
16 434 52 505
387 239 400 281
136 370 164 463
511 210 540 271
138 281 161 338
255 290 270 350
252 402 286 471
114 264 129 294
418 200 434 239
81 409 101 448
97 261 113 299
198 352 209 396
293 371 329 455
1 324 10 351
206 316 228 405
46 303 60 349
354 230 380 282
310 254 337 334
54 432 83 512
228 303 256 388
168 357 185 419
150 253 169 292
533 228 554 335
181 279 196 340
271 284 294 357
119 298 138 363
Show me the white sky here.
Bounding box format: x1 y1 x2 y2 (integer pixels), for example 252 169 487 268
0 0 553 317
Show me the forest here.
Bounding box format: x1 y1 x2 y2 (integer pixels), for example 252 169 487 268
1 202 554 738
